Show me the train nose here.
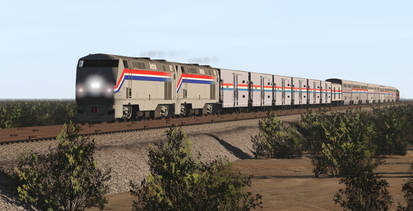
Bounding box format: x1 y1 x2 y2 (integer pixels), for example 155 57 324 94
76 104 114 122
77 75 114 98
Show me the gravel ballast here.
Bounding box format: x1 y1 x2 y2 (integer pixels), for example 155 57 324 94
0 115 300 210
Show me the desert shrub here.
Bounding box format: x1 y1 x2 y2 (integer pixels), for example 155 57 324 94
372 106 409 156
334 170 392 211
296 110 327 154
251 112 302 158
16 122 111 211
397 104 413 145
130 127 263 210
298 110 377 177
397 177 413 211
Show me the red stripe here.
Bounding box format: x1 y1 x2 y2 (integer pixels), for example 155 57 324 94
182 73 214 80
115 68 171 90
125 68 171 76
176 75 183 89
114 71 126 89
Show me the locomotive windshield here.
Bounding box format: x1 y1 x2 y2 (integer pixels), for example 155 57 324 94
79 59 119 68
76 59 118 104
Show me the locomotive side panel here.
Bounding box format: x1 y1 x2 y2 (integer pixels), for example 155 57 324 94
115 59 174 113
174 64 219 115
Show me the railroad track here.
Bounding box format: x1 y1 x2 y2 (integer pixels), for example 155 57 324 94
0 103 405 144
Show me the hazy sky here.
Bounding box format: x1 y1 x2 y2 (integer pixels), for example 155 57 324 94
1 0 412 99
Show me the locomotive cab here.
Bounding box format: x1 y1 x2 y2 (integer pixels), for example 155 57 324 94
76 55 118 122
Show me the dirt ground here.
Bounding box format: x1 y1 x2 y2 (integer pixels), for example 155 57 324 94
88 149 413 211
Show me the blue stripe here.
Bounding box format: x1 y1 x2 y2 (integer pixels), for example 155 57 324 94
125 75 170 82
222 88 248 91
176 79 214 93
182 79 213 84
114 75 170 93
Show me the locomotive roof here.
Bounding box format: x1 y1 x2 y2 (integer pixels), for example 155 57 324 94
81 53 217 69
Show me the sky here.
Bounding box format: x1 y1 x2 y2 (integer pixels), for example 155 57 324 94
1 0 412 99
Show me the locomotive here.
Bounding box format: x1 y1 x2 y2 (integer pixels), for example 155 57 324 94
75 53 399 122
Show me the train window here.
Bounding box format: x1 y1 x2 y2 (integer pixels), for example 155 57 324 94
78 60 84 68
133 62 146 69
123 60 129 68
186 67 197 74
199 69 205 74
149 63 157 70
83 60 119 68
126 88 132 98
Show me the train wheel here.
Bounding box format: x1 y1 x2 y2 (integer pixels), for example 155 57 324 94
122 106 133 120
160 105 169 118
155 105 171 119
180 104 188 116
204 104 214 115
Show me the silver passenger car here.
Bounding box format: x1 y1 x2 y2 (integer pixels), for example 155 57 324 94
219 69 249 108
291 77 308 106
249 72 273 107
274 75 292 106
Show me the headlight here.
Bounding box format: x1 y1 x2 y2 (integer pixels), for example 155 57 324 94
77 75 114 98
104 85 113 98
76 84 86 98
85 75 105 97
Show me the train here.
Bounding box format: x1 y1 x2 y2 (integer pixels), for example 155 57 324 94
75 53 399 122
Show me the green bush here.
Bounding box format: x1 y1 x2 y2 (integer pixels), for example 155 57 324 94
296 110 328 154
130 127 263 210
334 170 392 211
372 106 409 156
0 100 76 128
251 112 302 158
298 110 377 177
16 122 111 210
397 177 413 211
